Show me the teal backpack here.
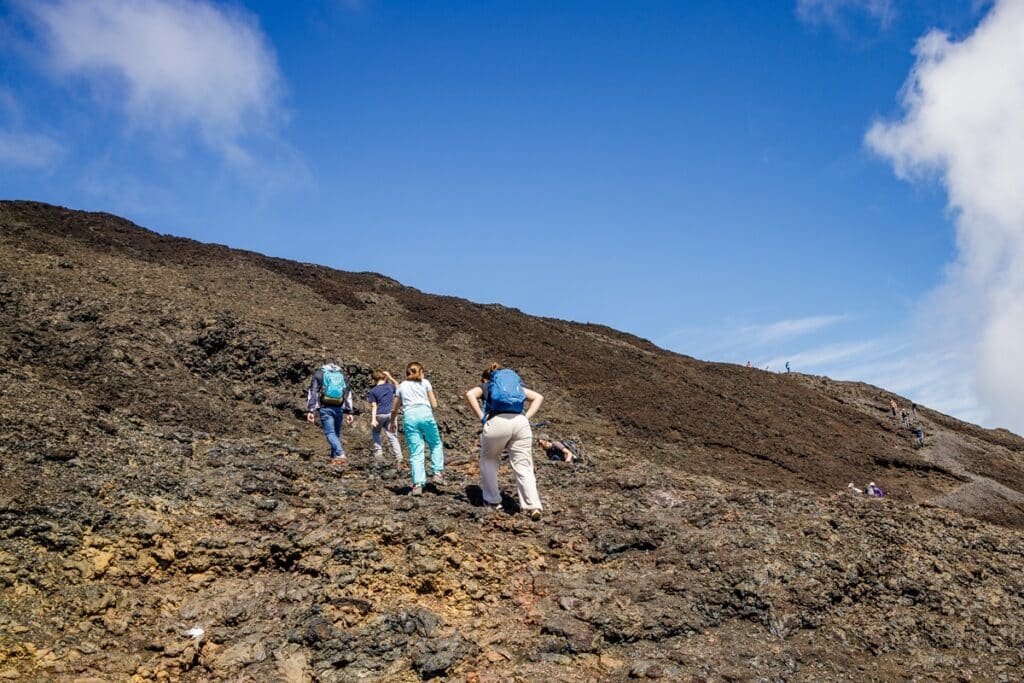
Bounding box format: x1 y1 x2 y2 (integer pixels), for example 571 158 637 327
320 366 348 406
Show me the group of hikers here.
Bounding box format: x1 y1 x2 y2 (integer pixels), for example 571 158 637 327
889 398 925 447
305 361 567 520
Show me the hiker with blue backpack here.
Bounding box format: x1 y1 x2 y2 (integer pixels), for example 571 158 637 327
306 362 354 464
465 363 545 520
390 361 445 496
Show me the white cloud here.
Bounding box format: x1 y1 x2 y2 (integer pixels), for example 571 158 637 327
0 130 62 169
763 340 879 371
741 314 850 344
796 0 896 30
24 0 283 159
866 0 1024 434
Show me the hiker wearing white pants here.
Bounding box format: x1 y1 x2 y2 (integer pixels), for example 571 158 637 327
466 363 545 518
480 413 541 511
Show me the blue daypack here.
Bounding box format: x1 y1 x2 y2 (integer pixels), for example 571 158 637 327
320 366 348 406
485 368 526 420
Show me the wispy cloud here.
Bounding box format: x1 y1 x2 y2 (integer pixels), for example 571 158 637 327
0 88 62 170
22 0 284 163
796 0 897 31
866 0 1024 434
764 339 879 371
741 314 850 344
0 129 62 169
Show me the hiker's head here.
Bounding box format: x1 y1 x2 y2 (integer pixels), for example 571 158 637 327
372 368 387 382
406 362 425 381
481 362 502 381
537 438 552 449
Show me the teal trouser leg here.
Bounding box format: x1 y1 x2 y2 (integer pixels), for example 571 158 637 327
404 407 429 486
422 416 444 475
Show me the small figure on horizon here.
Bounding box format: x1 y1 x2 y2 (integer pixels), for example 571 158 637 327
890 398 898 418
911 403 918 419
746 360 752 368
785 361 791 373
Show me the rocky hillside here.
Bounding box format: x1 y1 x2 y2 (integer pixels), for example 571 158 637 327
1 200 1023 681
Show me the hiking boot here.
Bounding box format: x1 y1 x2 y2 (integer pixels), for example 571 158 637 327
431 471 445 486
411 484 423 497
372 448 383 459
529 509 542 521
330 455 348 466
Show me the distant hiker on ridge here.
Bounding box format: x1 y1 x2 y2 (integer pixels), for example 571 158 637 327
368 368 403 462
466 363 545 520
391 362 445 496
890 398 898 418
901 408 910 429
785 361 791 373
306 361 355 464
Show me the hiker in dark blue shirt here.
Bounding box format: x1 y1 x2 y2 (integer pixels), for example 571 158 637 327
367 368 403 461
537 434 576 463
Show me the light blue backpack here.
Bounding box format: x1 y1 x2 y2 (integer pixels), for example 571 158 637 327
320 366 347 406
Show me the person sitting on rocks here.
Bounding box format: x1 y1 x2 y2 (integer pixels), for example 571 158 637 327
465 363 544 520
305 361 355 464
536 434 576 463
391 361 444 496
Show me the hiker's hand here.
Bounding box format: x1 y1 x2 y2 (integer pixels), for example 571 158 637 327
371 418 379 428
306 412 315 424
345 414 354 426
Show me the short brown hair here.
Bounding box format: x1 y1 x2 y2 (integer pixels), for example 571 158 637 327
481 362 502 381
372 368 386 381
406 362 424 380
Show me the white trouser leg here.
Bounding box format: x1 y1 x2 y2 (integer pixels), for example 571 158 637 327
506 414 541 511
479 417 508 505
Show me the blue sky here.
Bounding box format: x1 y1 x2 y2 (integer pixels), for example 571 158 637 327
3 0 1021 431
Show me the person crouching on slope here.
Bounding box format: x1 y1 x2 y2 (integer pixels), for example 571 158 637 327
368 368 403 462
391 362 445 496
306 361 354 464
465 363 545 520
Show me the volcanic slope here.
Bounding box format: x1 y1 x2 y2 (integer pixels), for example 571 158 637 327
1 199 1023 681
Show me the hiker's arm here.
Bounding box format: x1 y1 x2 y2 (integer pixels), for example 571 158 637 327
370 401 378 427
389 396 402 432
305 372 320 422
427 389 438 410
343 390 354 424
523 388 543 420
465 386 484 421
384 371 399 387
306 372 321 413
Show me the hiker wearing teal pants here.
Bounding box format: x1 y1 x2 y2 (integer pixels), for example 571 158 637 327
391 361 444 496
